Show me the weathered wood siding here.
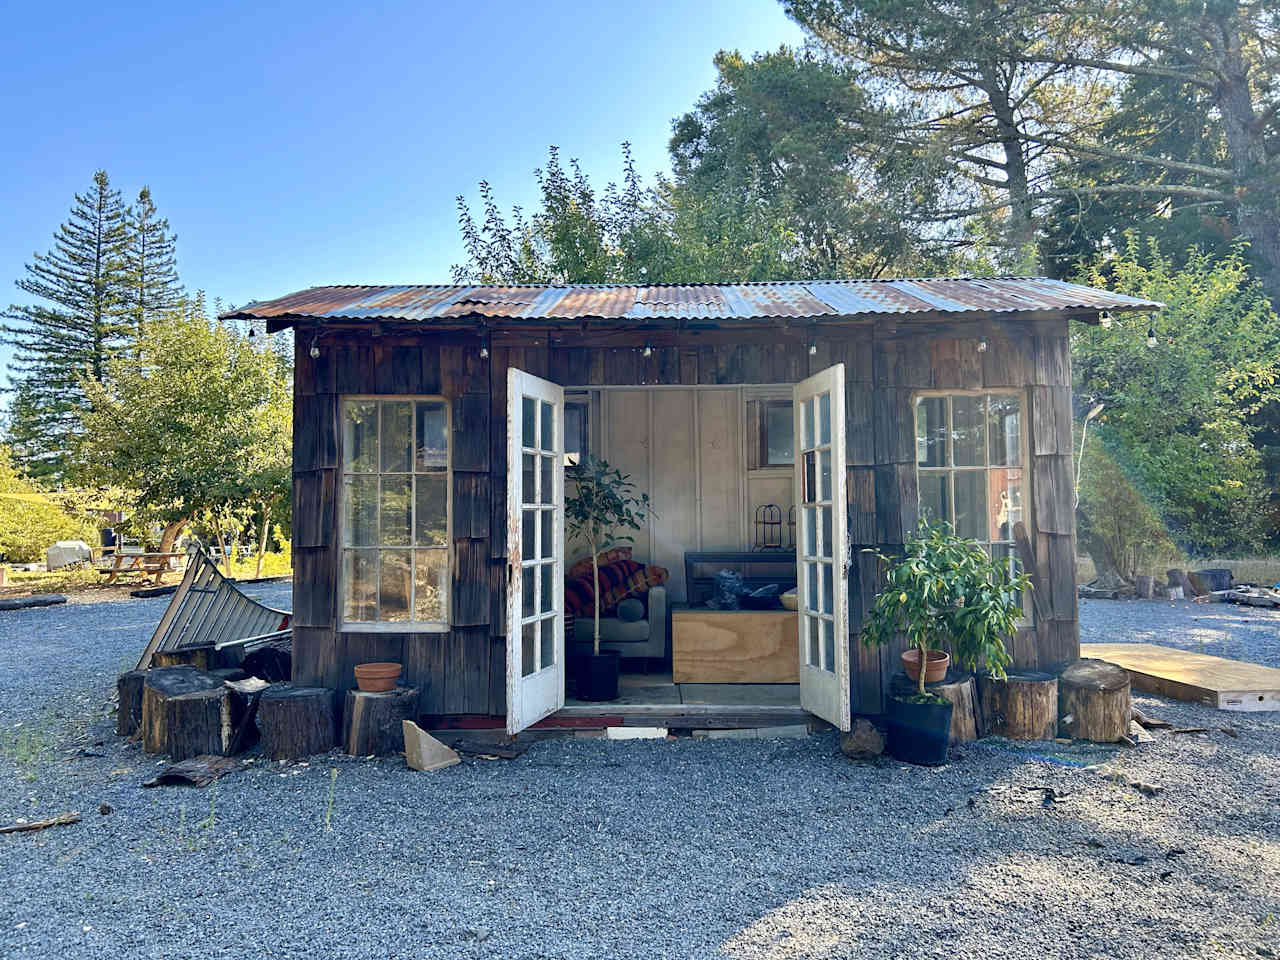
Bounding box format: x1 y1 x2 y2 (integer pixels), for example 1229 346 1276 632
291 320 1079 718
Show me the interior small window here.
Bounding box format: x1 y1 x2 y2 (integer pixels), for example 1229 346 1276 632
761 399 795 467
564 397 590 466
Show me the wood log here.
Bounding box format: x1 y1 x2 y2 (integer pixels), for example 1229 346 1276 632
1059 658 1131 743
257 685 338 760
890 669 980 743
141 667 223 755
1135 575 1155 599
977 670 1058 740
117 669 147 737
153 648 211 670
342 687 419 756
1167 568 1198 597
162 687 233 761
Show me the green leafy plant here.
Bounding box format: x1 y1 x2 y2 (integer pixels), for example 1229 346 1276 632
564 455 651 655
860 518 1031 696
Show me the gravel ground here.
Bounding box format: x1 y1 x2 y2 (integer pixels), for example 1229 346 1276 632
1081 596 1280 668
1 590 1277 960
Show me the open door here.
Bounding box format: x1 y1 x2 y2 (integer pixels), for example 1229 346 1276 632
793 363 852 732
506 368 566 735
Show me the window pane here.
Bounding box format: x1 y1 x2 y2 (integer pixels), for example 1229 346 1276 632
522 453 536 505
952 396 985 467
540 563 553 615
540 616 556 669
541 509 553 561
821 506 833 560
414 549 447 622
343 549 377 621
918 473 951 527
822 564 833 614
380 401 412 472
343 401 378 473
992 543 1021 579
808 561 819 610
380 477 411 546
522 566 536 617
804 398 815 449
414 473 447 546
540 455 554 505
805 506 817 556
916 397 946 467
522 510 537 562
522 621 536 677
379 550 411 622
820 449 831 501
522 396 536 449
344 475 378 547
822 619 834 671
988 394 1021 467
415 401 448 471
954 471 987 541
804 451 816 503
765 402 794 465
818 392 831 445
989 468 1023 542
808 616 819 666
540 401 554 452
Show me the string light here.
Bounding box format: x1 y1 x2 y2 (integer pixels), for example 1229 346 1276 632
808 342 818 356
308 336 320 359
641 343 653 358
1099 311 1114 329
479 343 489 359
1146 326 1158 347
977 340 988 353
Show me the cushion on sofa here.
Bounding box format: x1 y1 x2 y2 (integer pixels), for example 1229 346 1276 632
615 597 645 622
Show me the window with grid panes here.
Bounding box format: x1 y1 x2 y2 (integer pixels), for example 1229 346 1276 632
914 393 1025 574
341 398 449 627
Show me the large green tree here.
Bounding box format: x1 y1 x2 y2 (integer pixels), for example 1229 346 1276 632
1 171 132 479
125 186 183 344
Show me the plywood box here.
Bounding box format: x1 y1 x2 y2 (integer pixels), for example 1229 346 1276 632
673 608 799 683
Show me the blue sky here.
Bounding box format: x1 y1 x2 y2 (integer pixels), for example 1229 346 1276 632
0 0 804 378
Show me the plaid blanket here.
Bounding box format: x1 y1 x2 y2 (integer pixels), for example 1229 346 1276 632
564 558 668 618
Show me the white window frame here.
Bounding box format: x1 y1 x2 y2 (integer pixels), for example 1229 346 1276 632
912 388 1031 581
339 395 451 633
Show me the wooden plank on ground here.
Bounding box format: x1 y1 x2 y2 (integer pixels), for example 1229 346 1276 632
1082 643 1280 712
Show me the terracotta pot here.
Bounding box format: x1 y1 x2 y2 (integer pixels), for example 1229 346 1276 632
354 662 402 693
901 648 949 685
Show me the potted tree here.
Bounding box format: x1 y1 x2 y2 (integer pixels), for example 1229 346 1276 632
564 455 651 701
861 518 1030 765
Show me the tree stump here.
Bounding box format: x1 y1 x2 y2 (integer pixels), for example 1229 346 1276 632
163 688 233 761
153 648 211 670
342 687 419 756
1167 568 1198 597
257 685 337 760
117 670 147 737
141 667 224 755
1135 575 1155 599
890 670 980 743
977 671 1058 740
1059 659 1131 743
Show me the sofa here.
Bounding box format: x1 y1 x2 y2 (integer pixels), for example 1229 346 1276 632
571 585 667 660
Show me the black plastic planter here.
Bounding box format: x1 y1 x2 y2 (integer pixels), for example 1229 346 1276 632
886 692 954 766
578 651 620 702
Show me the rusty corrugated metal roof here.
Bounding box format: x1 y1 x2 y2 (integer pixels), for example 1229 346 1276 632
223 277 1161 326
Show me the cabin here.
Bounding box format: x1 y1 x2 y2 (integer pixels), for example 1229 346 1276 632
221 278 1160 737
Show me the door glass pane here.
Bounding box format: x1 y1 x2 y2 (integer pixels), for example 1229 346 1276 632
380 401 412 473
522 396 537 450
822 619 835 671
808 562 819 610
344 476 377 546
954 471 987 541
343 549 377 621
540 456 553 505
415 401 448 470
918 473 951 527
522 566 536 617
540 401 554 452
804 397 815 449
564 402 588 464
343 400 378 473
540 563 554 615
521 510 537 562
808 616 819 666
804 451 816 503
952 396 985 467
522 621 536 677
522 453 536 505
818 392 831 445
380 477 411 546
766 402 793 464
540 616 556 669
915 397 946 467
379 550 411 622
821 507 833 560
822 564 833 614
989 468 1023 542
414 549 447 621
414 473 447 546
819 449 831 501
540 509 553 559
988 394 1021 467
805 506 817 556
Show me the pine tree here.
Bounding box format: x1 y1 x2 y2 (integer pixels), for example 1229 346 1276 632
125 186 183 342
0 170 131 480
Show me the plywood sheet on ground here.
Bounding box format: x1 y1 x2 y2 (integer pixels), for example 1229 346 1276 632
1082 642 1280 712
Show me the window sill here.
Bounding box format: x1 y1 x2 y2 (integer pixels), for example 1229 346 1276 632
342 621 451 634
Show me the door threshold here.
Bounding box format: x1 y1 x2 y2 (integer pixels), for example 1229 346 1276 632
546 703 816 730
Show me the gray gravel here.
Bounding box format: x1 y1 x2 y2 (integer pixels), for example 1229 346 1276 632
1081 596 1280 667
1 589 1278 959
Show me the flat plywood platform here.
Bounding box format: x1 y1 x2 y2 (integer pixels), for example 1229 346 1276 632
1082 643 1280 712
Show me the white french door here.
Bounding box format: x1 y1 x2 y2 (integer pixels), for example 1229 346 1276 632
793 364 852 732
506 368 566 735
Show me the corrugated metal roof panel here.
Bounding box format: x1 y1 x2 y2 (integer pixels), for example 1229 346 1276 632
226 277 1162 326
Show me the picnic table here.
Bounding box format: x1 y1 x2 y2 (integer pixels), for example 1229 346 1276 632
97 551 189 585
